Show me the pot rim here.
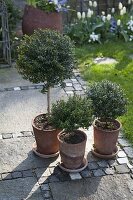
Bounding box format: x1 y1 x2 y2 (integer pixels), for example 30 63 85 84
92 118 122 133
32 113 56 132
57 129 87 146
24 4 61 15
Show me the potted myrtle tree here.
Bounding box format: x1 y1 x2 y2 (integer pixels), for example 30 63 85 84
49 95 93 171
22 0 68 35
17 29 75 157
87 80 128 159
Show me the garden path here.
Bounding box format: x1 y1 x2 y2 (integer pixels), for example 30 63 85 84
0 66 133 200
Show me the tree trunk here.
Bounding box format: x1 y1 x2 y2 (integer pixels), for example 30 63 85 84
47 87 50 116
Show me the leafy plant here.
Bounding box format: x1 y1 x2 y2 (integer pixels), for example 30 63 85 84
50 95 93 132
26 0 68 12
17 29 75 115
87 80 128 124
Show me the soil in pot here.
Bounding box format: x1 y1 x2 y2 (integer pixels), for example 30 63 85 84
32 114 60 155
60 131 85 144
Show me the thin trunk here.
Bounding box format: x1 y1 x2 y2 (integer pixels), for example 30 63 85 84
47 87 50 116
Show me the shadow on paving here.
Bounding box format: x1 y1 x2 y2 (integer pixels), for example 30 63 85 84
0 136 59 200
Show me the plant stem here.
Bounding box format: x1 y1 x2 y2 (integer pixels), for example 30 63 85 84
47 87 50 116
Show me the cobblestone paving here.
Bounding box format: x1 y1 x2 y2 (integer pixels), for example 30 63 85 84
0 69 133 200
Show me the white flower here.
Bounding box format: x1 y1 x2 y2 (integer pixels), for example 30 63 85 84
111 8 115 13
118 2 123 10
122 6 126 14
101 16 106 22
91 10 94 15
82 12 86 19
117 19 121 26
120 9 124 15
89 32 99 42
101 11 105 15
89 1 92 6
93 1 97 7
87 9 92 18
128 0 131 4
53 0 58 5
77 12 82 19
107 14 111 21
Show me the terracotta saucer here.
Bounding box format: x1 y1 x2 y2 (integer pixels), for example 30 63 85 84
32 142 59 158
58 157 88 173
91 145 119 159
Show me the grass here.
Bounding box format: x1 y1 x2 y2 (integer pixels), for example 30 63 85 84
75 41 133 144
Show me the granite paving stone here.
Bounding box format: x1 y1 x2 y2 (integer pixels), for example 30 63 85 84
49 175 60 182
71 78 79 83
21 131 33 137
22 169 33 178
1 173 12 180
117 150 127 158
118 138 131 147
127 163 133 169
65 82 73 87
115 164 130 174
123 147 133 158
42 190 51 199
14 87 21 91
80 169 92 178
103 168 115 175
117 157 129 164
12 132 23 138
38 176 49 185
35 168 51 178
97 160 109 168
2 133 13 139
12 171 23 179
20 86 29 90
93 169 105 177
64 86 74 91
88 162 99 170
65 91 74 95
73 84 83 91
108 159 118 167
69 173 82 180
40 183 50 191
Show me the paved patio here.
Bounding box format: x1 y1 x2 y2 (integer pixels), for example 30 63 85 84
0 66 133 200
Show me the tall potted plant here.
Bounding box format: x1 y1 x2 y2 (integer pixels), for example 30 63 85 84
49 95 93 171
17 29 75 157
87 80 128 158
22 0 68 35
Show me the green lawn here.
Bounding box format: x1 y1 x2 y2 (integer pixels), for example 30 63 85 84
75 41 133 144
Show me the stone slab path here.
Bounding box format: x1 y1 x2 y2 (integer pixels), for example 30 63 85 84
0 66 133 199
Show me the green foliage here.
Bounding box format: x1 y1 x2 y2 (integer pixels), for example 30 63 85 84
0 0 20 39
65 17 103 45
87 80 128 121
50 95 93 132
17 29 75 91
26 0 68 12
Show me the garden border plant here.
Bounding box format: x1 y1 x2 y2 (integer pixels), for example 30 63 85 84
17 29 75 157
87 80 128 158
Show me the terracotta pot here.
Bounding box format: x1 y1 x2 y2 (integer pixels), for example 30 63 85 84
93 119 121 155
58 130 87 169
32 114 60 155
22 5 63 35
